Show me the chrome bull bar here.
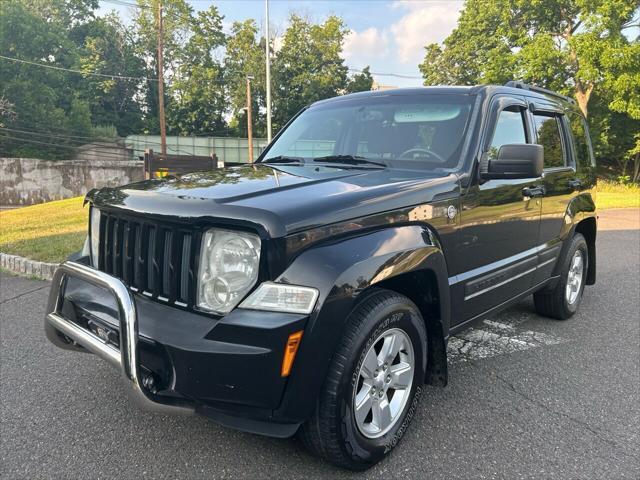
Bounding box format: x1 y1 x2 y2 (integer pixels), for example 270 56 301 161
45 260 193 415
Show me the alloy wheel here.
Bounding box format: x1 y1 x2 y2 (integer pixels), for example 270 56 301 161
353 328 415 438
566 250 584 305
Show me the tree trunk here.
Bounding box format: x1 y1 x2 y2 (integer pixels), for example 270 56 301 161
574 83 593 118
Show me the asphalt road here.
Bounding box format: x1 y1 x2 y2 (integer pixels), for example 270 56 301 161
1 209 639 479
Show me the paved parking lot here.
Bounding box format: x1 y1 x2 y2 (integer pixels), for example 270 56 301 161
1 209 638 479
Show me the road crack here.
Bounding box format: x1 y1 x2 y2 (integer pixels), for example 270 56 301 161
0 285 49 306
494 373 639 461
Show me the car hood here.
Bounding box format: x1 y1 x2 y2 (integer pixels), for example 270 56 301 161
90 164 460 238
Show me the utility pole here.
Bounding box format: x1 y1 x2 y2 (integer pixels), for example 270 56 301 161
157 1 167 155
246 76 254 163
265 0 272 143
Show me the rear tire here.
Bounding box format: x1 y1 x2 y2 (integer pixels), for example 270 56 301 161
298 289 427 470
534 233 588 320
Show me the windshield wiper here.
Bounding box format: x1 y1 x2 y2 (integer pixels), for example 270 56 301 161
312 155 386 168
261 155 305 165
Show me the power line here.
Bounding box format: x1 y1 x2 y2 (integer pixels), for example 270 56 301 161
101 0 147 8
99 0 203 23
347 68 423 80
0 133 142 159
0 127 119 141
1 55 423 85
0 55 157 82
0 55 229 84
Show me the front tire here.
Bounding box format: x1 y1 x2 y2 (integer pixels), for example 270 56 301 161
534 233 588 320
299 289 427 470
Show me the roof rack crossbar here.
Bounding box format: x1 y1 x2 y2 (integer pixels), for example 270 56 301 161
504 81 576 105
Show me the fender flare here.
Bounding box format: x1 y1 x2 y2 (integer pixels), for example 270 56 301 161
551 192 597 284
273 224 450 422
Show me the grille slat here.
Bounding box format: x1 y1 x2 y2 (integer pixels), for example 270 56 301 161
132 224 142 289
148 225 158 295
98 213 194 308
180 234 191 303
162 230 172 298
103 216 113 274
112 219 121 277
122 222 133 284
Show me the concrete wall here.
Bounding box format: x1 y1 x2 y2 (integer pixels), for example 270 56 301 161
72 141 132 162
0 157 144 206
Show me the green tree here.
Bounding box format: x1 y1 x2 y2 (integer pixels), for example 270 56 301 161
419 0 640 175
74 13 146 136
0 0 92 158
345 66 374 94
272 14 349 131
167 5 227 135
20 0 99 26
132 0 194 133
224 20 267 137
420 0 638 117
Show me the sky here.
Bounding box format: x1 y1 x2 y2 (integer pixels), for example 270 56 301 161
99 0 465 87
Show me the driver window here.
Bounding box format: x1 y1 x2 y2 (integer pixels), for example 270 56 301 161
488 107 527 160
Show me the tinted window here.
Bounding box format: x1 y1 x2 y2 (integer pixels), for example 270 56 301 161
264 94 475 169
568 112 593 169
488 109 527 159
533 114 565 168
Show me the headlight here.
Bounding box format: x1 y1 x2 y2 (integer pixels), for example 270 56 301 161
89 207 101 267
197 229 261 314
239 282 319 315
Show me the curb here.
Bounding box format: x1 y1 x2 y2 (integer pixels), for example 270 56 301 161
0 252 58 280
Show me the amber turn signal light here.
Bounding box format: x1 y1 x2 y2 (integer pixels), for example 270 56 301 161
281 330 304 377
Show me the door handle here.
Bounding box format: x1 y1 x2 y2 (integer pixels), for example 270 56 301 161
568 179 583 190
523 185 545 198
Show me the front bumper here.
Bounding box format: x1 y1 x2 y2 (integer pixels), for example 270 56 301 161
44 260 306 437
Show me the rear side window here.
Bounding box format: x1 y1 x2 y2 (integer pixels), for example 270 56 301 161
568 112 594 169
533 114 565 168
488 108 527 159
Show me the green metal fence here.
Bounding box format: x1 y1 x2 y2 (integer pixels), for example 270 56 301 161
125 135 269 164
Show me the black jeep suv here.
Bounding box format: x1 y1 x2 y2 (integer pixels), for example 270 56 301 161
45 83 597 470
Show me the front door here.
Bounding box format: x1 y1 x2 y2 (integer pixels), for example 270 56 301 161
452 95 542 324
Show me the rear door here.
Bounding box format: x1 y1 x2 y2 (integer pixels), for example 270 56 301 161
527 100 577 283
453 95 542 324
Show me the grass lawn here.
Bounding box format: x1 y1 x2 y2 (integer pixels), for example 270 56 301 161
0 197 87 263
597 180 640 209
0 182 638 264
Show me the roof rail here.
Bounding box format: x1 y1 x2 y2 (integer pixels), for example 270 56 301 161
504 81 576 105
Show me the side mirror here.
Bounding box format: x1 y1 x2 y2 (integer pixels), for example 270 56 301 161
481 144 543 180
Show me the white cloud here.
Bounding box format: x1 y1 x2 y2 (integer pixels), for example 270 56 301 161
390 0 463 64
343 27 390 62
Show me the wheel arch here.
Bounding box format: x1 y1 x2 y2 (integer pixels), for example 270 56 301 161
273 224 451 422
367 270 448 387
553 193 596 286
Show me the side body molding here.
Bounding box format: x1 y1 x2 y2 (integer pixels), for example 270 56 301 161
273 225 450 422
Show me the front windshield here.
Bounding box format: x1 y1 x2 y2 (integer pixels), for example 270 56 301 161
262 93 475 169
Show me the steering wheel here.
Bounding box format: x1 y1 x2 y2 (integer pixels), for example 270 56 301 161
398 147 446 163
